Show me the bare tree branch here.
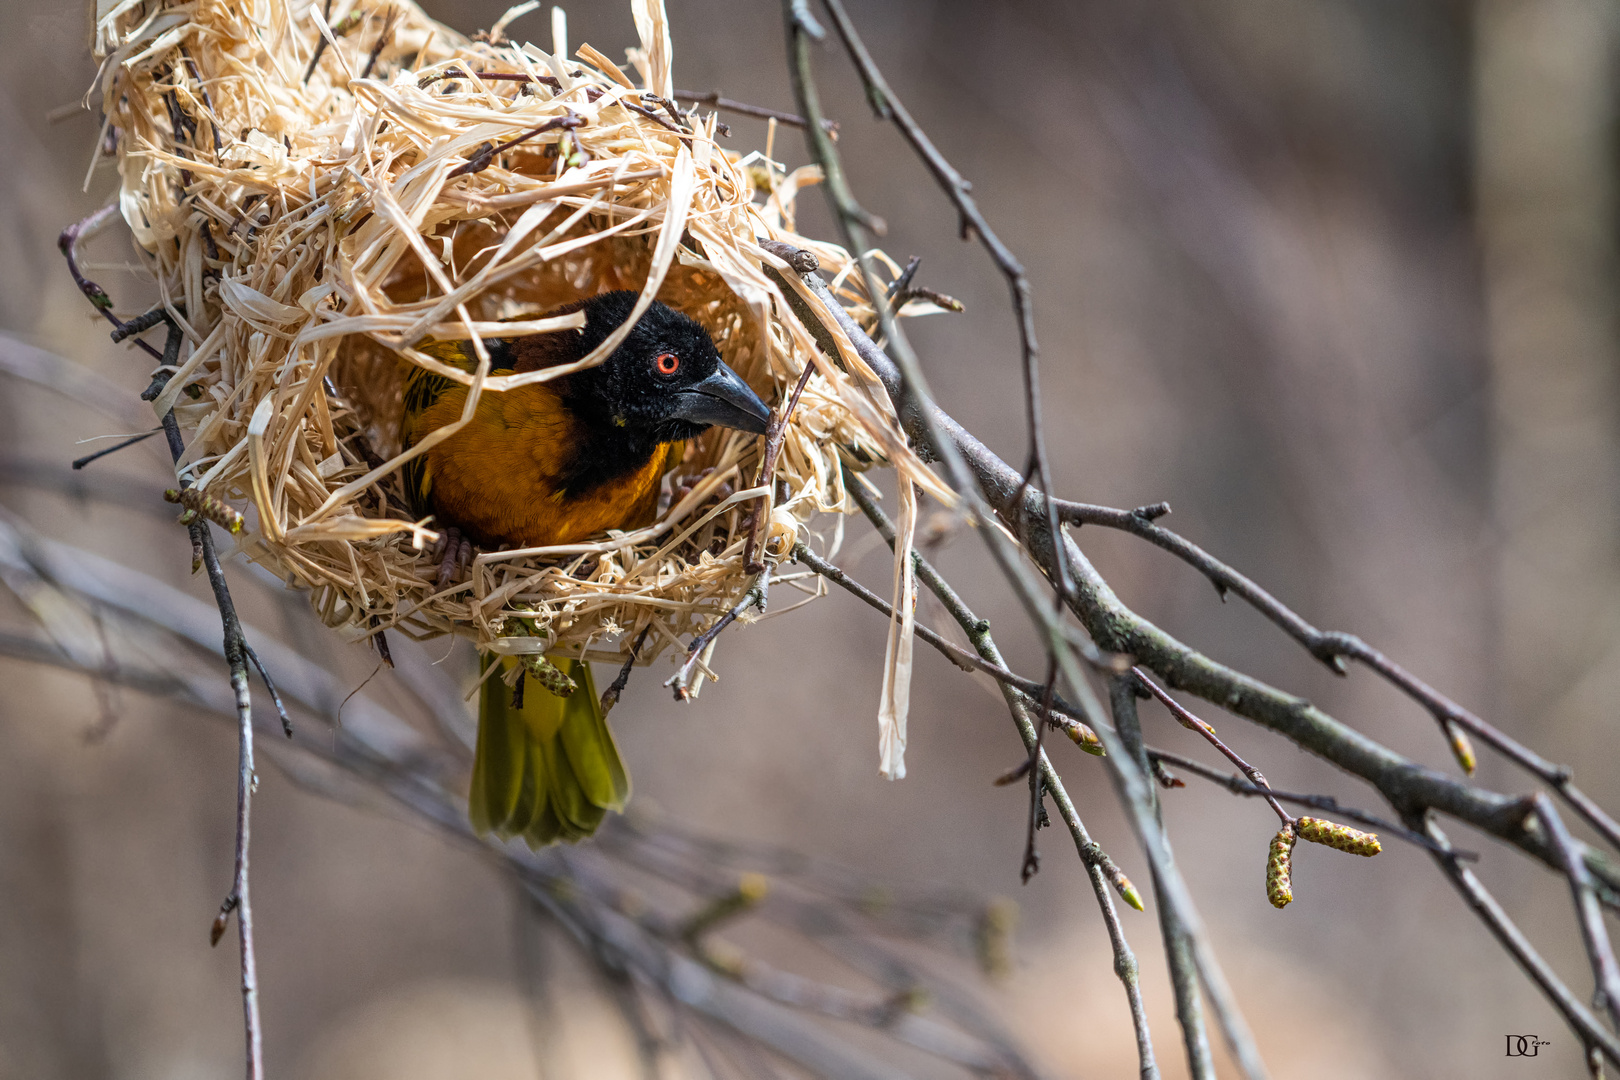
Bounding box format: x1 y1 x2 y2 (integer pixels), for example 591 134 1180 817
1108 679 1213 1080
51 216 275 1076
1533 795 1620 1030
842 473 1157 1077
769 237 1620 901
1055 498 1620 852
1136 670 1291 827
0 509 1051 1080
39 4 1620 1071
780 8 1272 1063
149 317 265 1080
1147 748 1470 860
1424 818 1620 1065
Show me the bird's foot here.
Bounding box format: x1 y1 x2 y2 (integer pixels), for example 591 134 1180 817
432 526 473 587
673 467 734 505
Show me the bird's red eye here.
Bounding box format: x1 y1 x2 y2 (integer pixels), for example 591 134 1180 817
654 352 680 376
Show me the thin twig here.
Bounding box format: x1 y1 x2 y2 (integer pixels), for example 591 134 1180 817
145 322 263 1079
1135 669 1291 826
791 541 1100 726
303 0 335 84
244 643 292 738
1533 795 1620 1029
891 286 964 312
71 429 161 470
1147 748 1467 859
447 114 585 178
671 88 834 132
57 209 163 361
1424 818 1620 1066
1020 657 1058 883
602 624 652 716
623 99 688 136
359 7 396 81
420 68 562 92
666 568 770 701
109 307 171 343
178 46 224 156
744 358 816 573
1110 679 1211 1080
845 474 1156 1077
1054 498 1620 853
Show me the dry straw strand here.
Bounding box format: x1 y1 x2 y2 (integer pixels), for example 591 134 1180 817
90 0 948 735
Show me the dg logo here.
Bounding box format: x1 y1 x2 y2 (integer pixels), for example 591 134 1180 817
1505 1035 1550 1057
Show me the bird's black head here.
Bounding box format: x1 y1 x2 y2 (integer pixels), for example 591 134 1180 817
563 292 770 445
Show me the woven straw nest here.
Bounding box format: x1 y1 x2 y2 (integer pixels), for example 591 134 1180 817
90 0 952 701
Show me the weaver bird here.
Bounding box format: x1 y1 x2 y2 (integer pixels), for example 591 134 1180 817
401 291 770 845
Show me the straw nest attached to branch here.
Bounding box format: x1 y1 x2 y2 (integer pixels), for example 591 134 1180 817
89 0 952 691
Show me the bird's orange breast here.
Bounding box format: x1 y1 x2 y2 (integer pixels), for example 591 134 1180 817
408 380 673 549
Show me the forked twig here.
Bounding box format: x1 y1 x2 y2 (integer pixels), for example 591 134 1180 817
791 541 1103 729
1148 748 1468 859
1425 818 1620 1065
1534 796 1620 1029
1054 498 1620 852
743 361 816 573
58 209 162 362
667 568 770 700
775 15 1270 1056
1136 669 1291 826
59 224 271 1080
672 88 835 132
842 478 1156 1074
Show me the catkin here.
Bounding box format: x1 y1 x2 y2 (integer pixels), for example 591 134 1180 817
165 488 245 534
1296 816 1382 857
1267 825 1297 909
521 655 579 698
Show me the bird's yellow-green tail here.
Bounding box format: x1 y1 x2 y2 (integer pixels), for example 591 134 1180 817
469 656 630 846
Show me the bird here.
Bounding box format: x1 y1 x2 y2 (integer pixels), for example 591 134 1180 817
399 291 771 846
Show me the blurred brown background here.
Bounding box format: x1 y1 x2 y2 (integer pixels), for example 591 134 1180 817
1 0 1616 1077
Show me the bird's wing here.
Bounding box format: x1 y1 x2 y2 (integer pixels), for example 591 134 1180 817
399 338 515 517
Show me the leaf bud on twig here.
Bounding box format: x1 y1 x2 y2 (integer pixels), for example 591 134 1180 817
1444 719 1477 775
680 872 770 942
1086 841 1145 911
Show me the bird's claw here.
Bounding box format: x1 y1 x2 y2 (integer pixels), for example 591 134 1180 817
434 527 473 587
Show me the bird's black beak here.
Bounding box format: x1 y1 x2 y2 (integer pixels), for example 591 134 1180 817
669 362 771 435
